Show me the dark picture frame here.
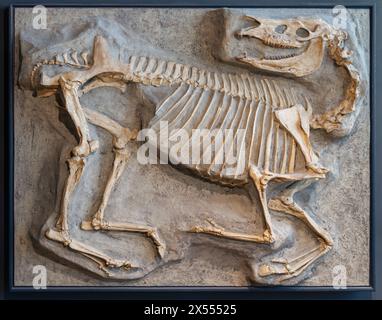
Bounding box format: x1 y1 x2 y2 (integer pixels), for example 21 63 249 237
2 0 381 300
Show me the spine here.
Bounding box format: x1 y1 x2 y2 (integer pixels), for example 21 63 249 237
127 55 291 104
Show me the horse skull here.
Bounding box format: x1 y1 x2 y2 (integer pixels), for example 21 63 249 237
235 16 333 77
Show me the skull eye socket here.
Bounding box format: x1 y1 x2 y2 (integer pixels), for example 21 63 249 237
296 27 310 38
275 24 287 34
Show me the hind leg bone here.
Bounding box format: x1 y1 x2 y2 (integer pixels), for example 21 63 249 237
45 79 136 274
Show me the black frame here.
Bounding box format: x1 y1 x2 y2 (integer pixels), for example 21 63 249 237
2 0 381 300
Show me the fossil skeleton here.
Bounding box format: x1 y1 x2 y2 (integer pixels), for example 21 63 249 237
26 15 361 283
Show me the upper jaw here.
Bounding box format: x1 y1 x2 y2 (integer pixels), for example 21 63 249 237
237 29 304 49
258 35 304 49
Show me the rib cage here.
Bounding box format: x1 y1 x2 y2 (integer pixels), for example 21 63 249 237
128 55 308 185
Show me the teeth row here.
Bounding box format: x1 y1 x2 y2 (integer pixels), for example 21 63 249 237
274 42 297 49
263 38 296 49
264 52 298 60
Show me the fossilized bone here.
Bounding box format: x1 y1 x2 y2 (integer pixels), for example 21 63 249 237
235 15 361 135
236 16 328 77
27 15 360 282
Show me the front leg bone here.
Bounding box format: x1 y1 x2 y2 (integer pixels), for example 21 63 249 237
258 179 333 282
